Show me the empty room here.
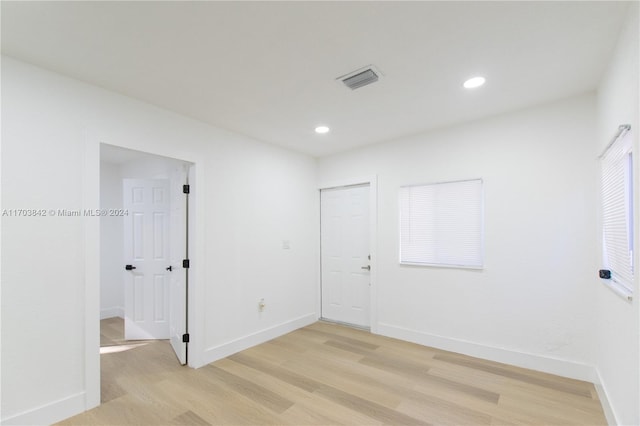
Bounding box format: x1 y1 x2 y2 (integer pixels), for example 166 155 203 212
1 1 638 425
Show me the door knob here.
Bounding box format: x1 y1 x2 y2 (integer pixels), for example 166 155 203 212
125 264 136 271
166 266 173 271
361 265 371 271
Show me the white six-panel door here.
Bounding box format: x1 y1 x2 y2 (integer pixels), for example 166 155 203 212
123 179 171 340
321 184 370 327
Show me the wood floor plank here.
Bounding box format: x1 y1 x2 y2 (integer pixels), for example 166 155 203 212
282 356 406 409
312 321 440 356
202 365 295 414
157 370 286 425
279 402 364 426
300 326 380 350
324 338 376 355
426 364 601 416
288 332 365 362
59 393 178 426
313 384 428 425
396 396 493 426
359 354 501 404
100 374 127 403
218 358 383 426
433 353 593 398
279 390 385 425
215 358 317 404
170 410 212 426
229 352 322 393
497 393 605 425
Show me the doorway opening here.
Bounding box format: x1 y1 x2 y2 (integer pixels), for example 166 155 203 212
99 144 193 373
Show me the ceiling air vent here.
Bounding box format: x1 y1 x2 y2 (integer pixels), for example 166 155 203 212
337 65 383 90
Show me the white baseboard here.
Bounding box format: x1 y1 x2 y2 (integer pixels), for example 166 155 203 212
594 370 618 426
199 313 317 368
1 391 85 426
100 306 123 319
377 322 596 382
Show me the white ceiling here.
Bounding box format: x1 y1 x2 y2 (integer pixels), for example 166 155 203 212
1 1 630 157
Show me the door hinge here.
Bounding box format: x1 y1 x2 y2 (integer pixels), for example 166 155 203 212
183 184 190 194
182 333 190 343
183 259 190 268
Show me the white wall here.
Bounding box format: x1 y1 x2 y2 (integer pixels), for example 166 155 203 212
100 162 124 319
595 3 640 425
319 94 599 379
119 155 176 180
1 57 319 424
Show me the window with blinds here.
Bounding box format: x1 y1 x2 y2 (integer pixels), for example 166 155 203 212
399 179 484 268
600 126 633 295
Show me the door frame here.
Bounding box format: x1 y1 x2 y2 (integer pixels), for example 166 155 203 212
318 176 378 333
82 137 204 411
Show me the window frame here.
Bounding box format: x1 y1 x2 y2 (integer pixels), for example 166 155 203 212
600 125 634 300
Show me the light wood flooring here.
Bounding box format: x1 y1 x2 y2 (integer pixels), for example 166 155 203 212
59 318 607 425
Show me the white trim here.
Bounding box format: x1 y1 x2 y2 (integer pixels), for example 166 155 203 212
399 261 484 270
318 176 375 191
598 124 631 159
318 175 378 333
594 370 618 426
399 177 483 189
320 317 370 331
369 176 379 333
84 136 205 414
0 51 3 426
186 162 204 369
1 391 85 426
600 278 634 302
377 322 596 382
100 306 124 319
83 133 101 412
199 313 316 367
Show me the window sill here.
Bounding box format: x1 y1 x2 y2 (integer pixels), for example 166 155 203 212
400 261 484 270
600 279 633 302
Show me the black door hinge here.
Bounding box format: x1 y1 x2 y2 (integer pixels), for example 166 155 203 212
183 259 190 268
182 333 190 343
183 184 190 194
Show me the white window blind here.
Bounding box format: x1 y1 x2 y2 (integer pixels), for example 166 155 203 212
399 179 484 268
601 126 633 294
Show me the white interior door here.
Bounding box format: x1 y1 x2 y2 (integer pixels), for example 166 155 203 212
123 179 171 340
169 166 187 364
321 184 370 327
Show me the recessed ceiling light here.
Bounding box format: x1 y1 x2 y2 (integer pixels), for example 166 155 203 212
315 126 330 134
463 76 486 89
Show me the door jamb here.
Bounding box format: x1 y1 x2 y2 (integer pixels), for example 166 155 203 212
317 176 378 333
83 137 203 412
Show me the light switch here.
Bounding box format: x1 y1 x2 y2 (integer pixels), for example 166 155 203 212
282 240 290 250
